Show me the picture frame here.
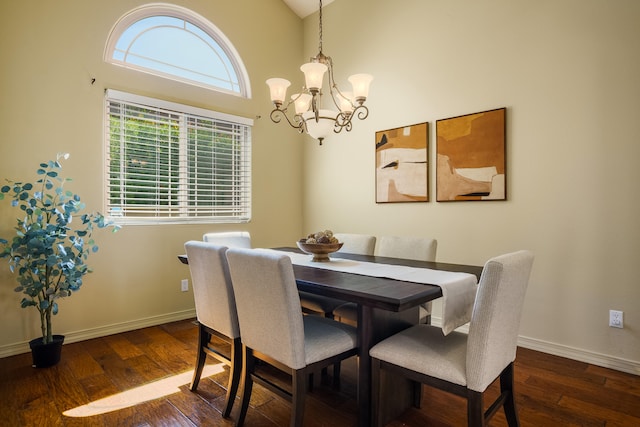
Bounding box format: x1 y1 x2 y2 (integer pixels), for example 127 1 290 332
375 122 428 203
436 108 506 202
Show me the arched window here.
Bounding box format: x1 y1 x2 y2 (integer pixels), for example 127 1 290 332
105 4 251 97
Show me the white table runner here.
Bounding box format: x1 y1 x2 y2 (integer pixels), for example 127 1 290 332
281 251 478 335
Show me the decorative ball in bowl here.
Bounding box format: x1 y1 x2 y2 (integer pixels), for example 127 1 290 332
296 241 343 262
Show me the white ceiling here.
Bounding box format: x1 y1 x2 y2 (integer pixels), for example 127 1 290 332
282 0 335 18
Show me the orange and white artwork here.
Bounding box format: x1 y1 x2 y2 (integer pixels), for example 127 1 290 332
375 122 428 203
436 108 506 201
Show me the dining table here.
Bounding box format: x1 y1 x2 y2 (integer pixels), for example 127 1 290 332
178 247 483 427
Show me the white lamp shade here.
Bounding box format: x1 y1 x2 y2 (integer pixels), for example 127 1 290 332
338 91 354 113
266 78 291 104
291 93 312 115
348 74 373 101
302 109 337 140
300 62 328 91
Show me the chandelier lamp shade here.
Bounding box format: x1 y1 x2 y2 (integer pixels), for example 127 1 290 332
266 0 373 145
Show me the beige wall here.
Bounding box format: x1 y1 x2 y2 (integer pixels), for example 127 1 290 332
1 0 638 374
0 0 305 352
301 0 640 371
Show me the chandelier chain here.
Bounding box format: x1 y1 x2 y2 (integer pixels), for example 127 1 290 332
318 0 323 53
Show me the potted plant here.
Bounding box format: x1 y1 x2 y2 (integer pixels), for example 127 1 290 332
0 153 119 367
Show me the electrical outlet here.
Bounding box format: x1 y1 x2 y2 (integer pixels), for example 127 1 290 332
181 279 189 292
609 310 623 328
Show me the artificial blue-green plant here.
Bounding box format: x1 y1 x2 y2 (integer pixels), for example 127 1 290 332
0 154 119 344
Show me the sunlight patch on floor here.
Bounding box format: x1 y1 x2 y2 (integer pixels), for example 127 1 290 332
63 363 225 417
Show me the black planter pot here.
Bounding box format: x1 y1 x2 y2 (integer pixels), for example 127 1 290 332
29 335 65 368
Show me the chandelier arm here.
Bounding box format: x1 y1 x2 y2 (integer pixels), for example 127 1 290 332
334 111 350 127
330 82 357 111
333 116 352 134
354 104 369 121
269 108 305 133
328 90 342 111
333 112 352 134
333 103 369 134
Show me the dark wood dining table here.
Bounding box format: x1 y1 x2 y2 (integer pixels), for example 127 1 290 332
277 247 483 426
178 247 483 427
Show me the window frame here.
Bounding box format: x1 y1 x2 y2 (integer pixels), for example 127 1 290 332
104 3 251 98
104 89 253 225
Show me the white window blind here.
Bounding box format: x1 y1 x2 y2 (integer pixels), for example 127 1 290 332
105 90 252 224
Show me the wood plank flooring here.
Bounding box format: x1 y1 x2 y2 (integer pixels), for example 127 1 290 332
0 319 638 426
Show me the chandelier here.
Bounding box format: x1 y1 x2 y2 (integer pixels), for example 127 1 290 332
266 0 373 145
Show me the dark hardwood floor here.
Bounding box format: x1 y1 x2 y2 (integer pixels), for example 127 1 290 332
0 319 638 426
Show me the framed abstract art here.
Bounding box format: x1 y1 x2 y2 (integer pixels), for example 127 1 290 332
436 108 506 201
375 122 428 203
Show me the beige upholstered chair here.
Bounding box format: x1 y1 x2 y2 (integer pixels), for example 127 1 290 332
202 231 251 248
375 235 437 261
299 233 376 318
369 250 534 427
226 248 358 427
184 241 241 418
334 232 376 256
333 235 437 324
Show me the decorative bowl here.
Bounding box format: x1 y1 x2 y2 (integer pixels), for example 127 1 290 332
296 241 343 262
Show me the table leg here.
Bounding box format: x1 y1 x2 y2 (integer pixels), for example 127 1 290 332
357 304 373 427
356 305 419 427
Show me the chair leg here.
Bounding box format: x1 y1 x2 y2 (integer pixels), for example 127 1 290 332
222 337 242 418
319 311 334 387
412 380 422 408
190 324 209 391
332 361 341 388
467 390 485 427
235 346 254 427
308 372 314 392
500 362 520 427
291 369 307 427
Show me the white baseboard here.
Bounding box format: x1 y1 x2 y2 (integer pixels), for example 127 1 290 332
3 310 638 376
0 309 196 359
516 335 640 376
432 318 639 376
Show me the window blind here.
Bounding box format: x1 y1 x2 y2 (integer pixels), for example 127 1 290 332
105 90 251 224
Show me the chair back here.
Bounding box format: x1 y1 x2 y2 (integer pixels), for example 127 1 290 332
333 233 376 255
375 236 437 261
466 250 534 391
226 248 307 369
184 241 240 339
374 236 438 322
203 231 251 248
